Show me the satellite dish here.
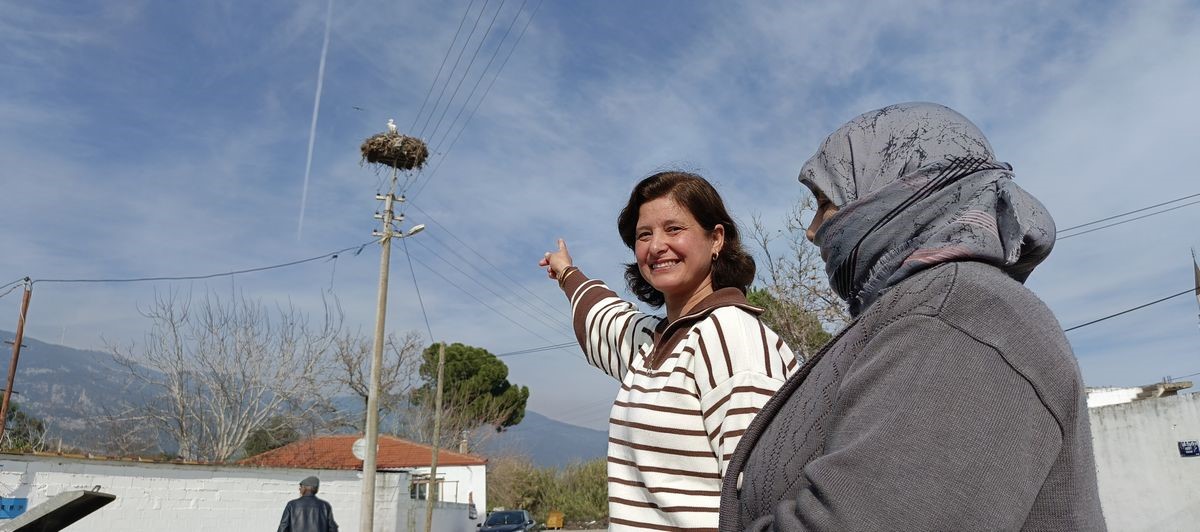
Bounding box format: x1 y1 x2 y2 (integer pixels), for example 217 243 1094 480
352 438 368 461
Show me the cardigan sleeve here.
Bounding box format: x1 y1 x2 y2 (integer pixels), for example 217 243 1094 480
749 315 1063 532
560 269 660 381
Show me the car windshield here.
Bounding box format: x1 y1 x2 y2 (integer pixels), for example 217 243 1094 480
486 511 526 525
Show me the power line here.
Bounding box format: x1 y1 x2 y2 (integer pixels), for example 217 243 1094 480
429 0 528 155
0 278 25 292
417 0 492 140
32 241 374 285
411 226 568 326
422 0 509 145
1064 287 1197 332
408 252 564 345
409 237 568 333
0 284 22 300
1057 192 1200 233
1058 199 1200 240
496 341 576 357
402 237 437 342
409 0 480 133
408 202 568 319
410 0 542 201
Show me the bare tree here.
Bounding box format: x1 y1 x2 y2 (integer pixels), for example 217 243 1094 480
109 290 341 462
751 198 849 357
90 405 158 457
330 330 424 431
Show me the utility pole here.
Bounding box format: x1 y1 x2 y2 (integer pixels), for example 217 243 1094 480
0 278 32 442
424 342 446 532
360 166 424 532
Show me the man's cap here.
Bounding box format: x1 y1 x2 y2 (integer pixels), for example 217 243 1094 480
300 476 320 488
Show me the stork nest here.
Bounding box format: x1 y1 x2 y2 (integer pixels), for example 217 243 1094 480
360 132 429 170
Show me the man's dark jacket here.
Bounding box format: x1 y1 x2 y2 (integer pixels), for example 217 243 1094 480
278 493 339 532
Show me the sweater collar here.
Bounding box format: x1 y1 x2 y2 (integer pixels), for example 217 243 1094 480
649 287 760 368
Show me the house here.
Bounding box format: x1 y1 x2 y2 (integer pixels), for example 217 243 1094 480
1088 381 1200 530
241 434 488 515
0 452 419 531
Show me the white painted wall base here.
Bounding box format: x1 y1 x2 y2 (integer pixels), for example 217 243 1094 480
0 454 476 532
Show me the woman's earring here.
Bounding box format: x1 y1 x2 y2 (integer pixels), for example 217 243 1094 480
712 252 719 262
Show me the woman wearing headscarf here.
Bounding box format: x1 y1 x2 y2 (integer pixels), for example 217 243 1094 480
718 103 1105 531
540 170 798 531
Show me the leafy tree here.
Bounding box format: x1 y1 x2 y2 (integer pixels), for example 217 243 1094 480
1 401 46 452
243 416 300 457
544 458 607 526
486 455 608 527
747 287 832 355
487 454 550 514
409 342 529 449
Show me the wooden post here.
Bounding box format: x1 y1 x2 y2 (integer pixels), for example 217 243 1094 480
0 279 32 443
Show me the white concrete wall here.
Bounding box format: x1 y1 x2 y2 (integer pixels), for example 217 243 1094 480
0 455 476 532
408 464 486 516
1089 393 1200 531
1086 387 1142 408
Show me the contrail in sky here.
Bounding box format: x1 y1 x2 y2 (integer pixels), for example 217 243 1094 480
298 0 335 240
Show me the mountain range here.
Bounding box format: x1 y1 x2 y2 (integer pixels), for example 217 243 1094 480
0 330 606 467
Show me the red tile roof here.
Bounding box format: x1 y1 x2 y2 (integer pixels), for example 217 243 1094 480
240 435 486 470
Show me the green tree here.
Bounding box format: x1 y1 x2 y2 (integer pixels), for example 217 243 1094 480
409 342 529 449
1 402 47 452
747 287 832 355
543 458 608 526
242 416 300 457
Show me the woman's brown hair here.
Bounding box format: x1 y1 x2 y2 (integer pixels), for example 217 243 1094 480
617 171 756 308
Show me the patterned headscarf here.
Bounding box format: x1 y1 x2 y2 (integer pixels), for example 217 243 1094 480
800 102 1056 316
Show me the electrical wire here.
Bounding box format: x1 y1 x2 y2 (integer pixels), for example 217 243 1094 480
496 341 576 357
417 0 492 139
0 278 26 292
411 227 568 326
1057 199 1200 240
409 0 480 133
408 202 569 319
33 241 375 285
429 0 528 155
1057 192 1200 233
409 237 568 333
422 0 509 145
407 252 563 345
0 284 22 300
410 0 542 201
1064 287 1197 332
402 237 437 342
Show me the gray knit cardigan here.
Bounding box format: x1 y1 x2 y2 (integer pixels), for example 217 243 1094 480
719 261 1105 531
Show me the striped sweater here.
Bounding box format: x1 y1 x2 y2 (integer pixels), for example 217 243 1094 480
561 271 798 532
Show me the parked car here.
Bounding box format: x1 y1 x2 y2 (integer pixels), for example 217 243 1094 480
479 509 537 532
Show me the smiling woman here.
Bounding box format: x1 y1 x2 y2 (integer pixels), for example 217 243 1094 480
538 170 798 531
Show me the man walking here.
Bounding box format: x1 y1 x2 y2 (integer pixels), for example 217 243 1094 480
278 476 339 532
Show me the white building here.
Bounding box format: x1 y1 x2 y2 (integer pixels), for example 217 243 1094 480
0 434 487 531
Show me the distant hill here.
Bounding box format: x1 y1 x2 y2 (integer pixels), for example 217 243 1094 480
479 410 607 468
0 330 134 446
0 331 607 466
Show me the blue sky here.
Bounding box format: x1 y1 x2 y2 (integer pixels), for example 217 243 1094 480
2 0 1199 431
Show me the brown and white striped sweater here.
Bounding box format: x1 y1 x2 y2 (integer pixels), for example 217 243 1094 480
561 271 798 532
